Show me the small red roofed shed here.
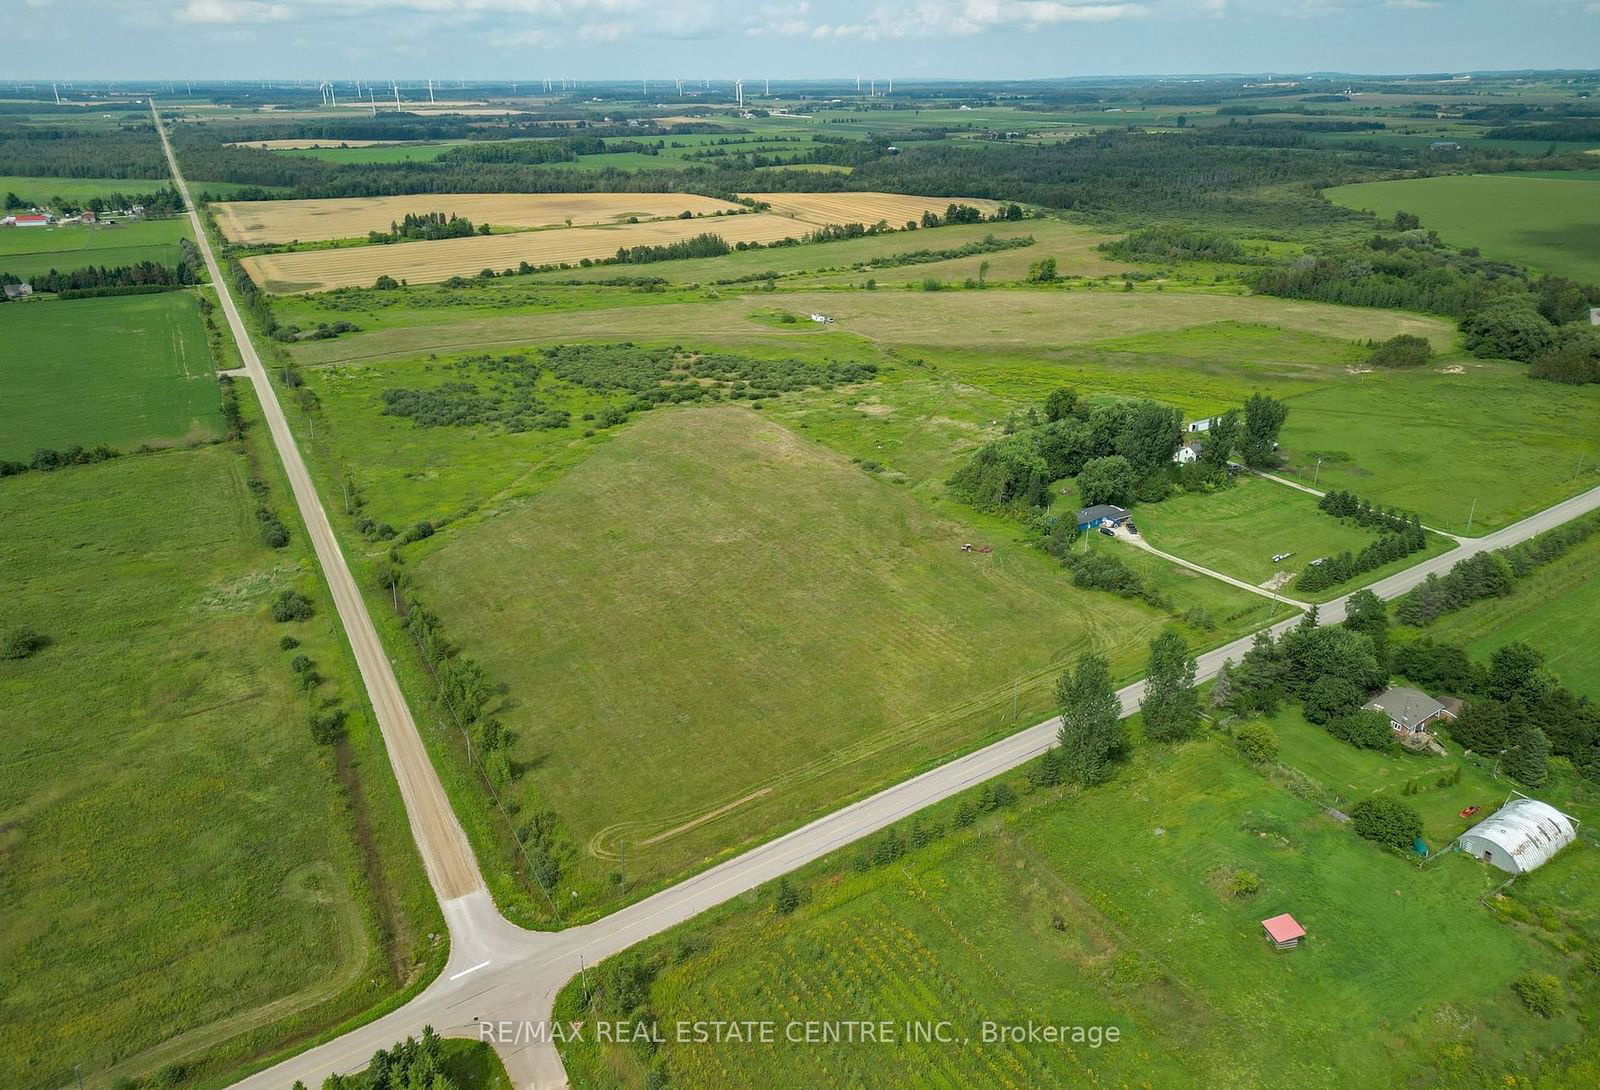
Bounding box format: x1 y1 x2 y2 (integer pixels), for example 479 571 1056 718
1262 913 1306 950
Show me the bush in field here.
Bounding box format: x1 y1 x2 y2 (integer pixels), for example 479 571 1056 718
1460 301 1555 362
271 590 314 623
1512 973 1562 1018
1350 795 1423 850
1 627 48 660
1233 722 1279 764
1368 333 1433 369
309 707 346 745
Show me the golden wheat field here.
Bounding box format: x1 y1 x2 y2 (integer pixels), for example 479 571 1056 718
740 191 1003 226
212 192 747 244
239 211 814 292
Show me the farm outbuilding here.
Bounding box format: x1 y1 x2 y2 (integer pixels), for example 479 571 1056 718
1458 798 1578 874
1261 913 1306 950
1076 504 1131 532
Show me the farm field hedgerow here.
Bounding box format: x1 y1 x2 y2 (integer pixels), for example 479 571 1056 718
0 292 225 459
408 406 1272 921
1324 173 1600 282
0 438 438 1090
211 192 745 244
554 739 1593 1088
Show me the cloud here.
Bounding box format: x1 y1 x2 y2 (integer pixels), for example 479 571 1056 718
754 1 1149 41
176 0 292 23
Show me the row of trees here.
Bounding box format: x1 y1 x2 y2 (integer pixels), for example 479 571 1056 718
1395 511 1600 626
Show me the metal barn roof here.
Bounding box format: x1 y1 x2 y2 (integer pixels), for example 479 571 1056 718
1461 798 1578 873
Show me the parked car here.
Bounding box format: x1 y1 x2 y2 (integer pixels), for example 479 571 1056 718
1098 526 1116 537
1125 521 1139 535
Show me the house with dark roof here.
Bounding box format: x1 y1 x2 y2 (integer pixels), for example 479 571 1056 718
1076 504 1131 532
1364 685 1455 743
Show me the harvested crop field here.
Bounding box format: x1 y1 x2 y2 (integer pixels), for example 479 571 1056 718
742 191 1003 226
241 212 816 292
212 192 745 244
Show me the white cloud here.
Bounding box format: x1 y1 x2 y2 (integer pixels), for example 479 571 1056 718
754 1 1149 42
176 0 292 23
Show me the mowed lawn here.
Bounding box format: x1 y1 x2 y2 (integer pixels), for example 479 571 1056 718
1277 360 1600 533
1420 526 1600 700
0 448 383 1089
556 740 1586 1089
1133 476 1456 599
414 406 1268 916
1325 173 1600 282
0 217 192 281
0 292 224 458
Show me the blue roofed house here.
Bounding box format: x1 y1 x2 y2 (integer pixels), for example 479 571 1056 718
1076 504 1131 532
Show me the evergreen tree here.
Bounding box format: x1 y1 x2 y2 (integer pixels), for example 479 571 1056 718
1342 589 1389 666
1141 629 1200 742
1056 653 1125 785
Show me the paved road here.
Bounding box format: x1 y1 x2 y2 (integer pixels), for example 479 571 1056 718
155 107 485 905
157 104 1600 1090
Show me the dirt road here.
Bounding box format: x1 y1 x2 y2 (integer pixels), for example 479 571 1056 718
154 105 484 904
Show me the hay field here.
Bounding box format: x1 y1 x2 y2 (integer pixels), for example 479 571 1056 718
743 191 1003 225
241 212 813 292
212 192 745 244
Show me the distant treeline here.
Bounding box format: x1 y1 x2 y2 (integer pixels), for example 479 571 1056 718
2 259 195 295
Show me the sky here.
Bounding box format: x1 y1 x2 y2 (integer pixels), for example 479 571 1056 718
2 0 1597 82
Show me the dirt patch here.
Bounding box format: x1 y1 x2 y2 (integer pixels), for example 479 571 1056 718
1436 364 1465 374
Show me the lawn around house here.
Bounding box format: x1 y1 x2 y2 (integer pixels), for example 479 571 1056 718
0 437 440 1090
1132 475 1457 600
554 738 1594 1089
407 406 1274 922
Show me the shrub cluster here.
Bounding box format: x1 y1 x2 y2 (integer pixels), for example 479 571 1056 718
1366 333 1433 369
1350 795 1424 851
367 210 478 244
0 443 120 478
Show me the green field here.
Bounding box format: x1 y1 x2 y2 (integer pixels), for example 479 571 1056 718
555 736 1597 1088
0 438 440 1089
1420 526 1600 701
0 174 174 203
1133 475 1456 600
1275 360 1600 533
408 406 1275 922
1325 173 1600 282
272 142 464 163
0 292 225 458
0 217 192 280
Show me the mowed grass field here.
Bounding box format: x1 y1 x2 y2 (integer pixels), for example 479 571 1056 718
241 212 825 292
0 442 438 1090
556 739 1592 1089
0 292 225 458
212 192 745 244
1419 526 1600 701
1133 475 1456 598
0 217 192 281
288 285 1453 370
1275 360 1600 533
412 407 1271 919
1325 173 1600 282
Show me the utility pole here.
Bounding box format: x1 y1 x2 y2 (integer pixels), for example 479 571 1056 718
1313 456 1322 487
1465 498 1477 536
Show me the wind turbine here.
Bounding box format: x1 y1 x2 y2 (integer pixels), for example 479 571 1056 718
52 81 61 105
391 80 401 109
735 79 744 109
328 81 337 107
428 78 435 104
764 77 769 96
